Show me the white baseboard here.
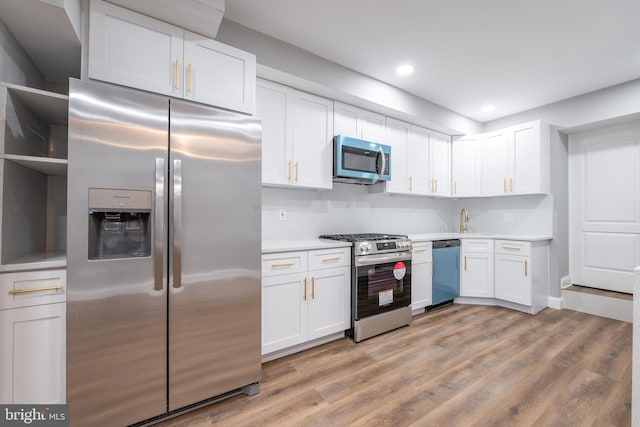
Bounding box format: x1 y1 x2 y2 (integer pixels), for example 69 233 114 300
261 332 345 363
547 296 563 309
561 275 572 289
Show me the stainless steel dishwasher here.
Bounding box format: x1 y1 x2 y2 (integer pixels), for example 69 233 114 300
432 239 461 306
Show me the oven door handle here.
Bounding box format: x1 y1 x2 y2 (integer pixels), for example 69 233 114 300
355 252 412 267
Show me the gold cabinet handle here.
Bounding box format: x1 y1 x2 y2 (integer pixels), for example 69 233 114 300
454 181 457 194
431 179 435 192
287 160 292 181
409 176 412 192
303 277 307 301
187 63 193 94
8 285 63 295
295 161 299 182
502 246 521 251
430 261 434 276
175 59 179 89
435 179 438 192
503 178 507 192
464 256 467 271
311 276 315 299
510 178 513 192
524 260 528 276
271 262 294 267
414 249 427 253
322 257 340 262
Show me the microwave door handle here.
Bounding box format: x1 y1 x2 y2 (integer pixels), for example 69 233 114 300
374 147 385 184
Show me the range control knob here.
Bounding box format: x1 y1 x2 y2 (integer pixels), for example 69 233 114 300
359 242 371 253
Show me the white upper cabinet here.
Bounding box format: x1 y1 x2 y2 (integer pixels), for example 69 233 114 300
383 118 411 194
333 102 385 144
510 121 549 195
429 131 451 197
182 32 255 113
292 91 334 189
89 0 184 98
452 134 482 197
382 120 450 196
408 125 431 195
481 128 510 196
257 79 333 189
481 120 549 196
88 0 255 114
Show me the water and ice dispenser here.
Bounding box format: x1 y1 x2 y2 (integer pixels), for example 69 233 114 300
88 188 152 260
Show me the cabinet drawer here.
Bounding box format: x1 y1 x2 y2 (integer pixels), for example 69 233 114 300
462 239 493 253
0 269 66 310
412 242 432 264
308 247 350 271
262 252 307 277
494 240 531 256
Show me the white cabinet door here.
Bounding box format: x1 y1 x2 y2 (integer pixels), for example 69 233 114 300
409 126 431 195
333 102 360 139
429 131 451 196
183 31 256 114
494 254 531 306
510 121 546 194
0 303 66 404
385 118 411 193
307 267 350 340
411 242 432 311
256 80 292 186
359 110 385 144
452 134 482 197
291 92 333 189
89 0 184 98
333 102 385 144
461 252 494 298
482 129 510 196
262 272 308 355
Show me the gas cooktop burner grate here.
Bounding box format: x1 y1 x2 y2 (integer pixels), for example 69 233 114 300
319 233 408 242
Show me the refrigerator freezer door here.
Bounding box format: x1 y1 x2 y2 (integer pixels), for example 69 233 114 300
167 99 262 410
67 79 169 426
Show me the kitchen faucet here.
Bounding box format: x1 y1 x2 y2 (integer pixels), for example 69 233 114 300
459 208 469 233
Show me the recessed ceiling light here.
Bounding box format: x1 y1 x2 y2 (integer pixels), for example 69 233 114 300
396 64 414 76
481 104 496 113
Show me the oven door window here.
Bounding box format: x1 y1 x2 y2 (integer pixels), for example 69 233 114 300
356 260 411 319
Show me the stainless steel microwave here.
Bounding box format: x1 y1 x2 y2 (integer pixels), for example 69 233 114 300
333 135 391 185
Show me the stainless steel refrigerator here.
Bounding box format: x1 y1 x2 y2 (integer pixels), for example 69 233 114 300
66 78 262 426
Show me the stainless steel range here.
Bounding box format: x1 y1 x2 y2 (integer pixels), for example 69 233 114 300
319 233 412 342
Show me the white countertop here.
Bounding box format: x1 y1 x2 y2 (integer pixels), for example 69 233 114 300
262 239 352 254
262 234 552 253
408 233 553 242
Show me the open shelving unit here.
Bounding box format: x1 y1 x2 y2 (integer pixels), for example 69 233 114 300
0 83 68 272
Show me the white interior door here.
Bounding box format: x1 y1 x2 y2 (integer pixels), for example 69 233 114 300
569 121 640 293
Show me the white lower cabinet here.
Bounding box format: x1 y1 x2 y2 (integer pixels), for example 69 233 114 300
493 240 548 313
261 248 350 356
0 269 66 404
411 242 432 314
460 239 494 298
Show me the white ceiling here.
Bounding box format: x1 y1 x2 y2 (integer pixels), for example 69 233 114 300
224 0 640 123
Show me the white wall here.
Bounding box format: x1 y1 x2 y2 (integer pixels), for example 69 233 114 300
262 184 454 241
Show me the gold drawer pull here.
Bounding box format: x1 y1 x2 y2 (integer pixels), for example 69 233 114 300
322 257 341 262
525 260 528 276
9 285 63 295
503 178 507 192
271 262 294 268
502 246 521 251
311 276 315 299
414 249 427 253
303 277 307 301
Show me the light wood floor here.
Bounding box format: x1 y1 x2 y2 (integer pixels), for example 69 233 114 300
159 304 632 427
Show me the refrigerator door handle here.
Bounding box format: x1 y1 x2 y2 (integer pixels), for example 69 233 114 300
154 158 166 292
172 159 183 289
